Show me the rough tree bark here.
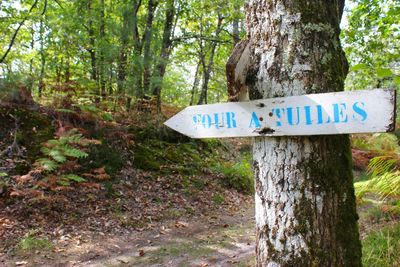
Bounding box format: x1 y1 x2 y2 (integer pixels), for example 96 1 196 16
245 0 361 265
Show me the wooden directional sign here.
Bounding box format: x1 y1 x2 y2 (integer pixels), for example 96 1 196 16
164 89 396 138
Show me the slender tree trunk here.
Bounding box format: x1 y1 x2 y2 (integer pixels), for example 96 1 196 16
99 0 107 98
232 2 240 46
142 0 158 95
152 0 175 112
28 26 35 92
189 59 201 105
87 0 97 81
65 55 70 83
56 57 63 85
117 5 130 96
38 19 46 97
132 0 144 100
245 0 361 265
108 64 113 95
197 14 224 105
132 0 142 53
117 48 127 95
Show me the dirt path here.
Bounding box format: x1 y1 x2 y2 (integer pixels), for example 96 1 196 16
2 203 256 267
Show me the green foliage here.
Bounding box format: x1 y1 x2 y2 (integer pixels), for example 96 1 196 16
368 156 397 177
354 133 400 202
362 223 400 267
212 154 254 194
36 158 59 172
37 129 90 171
341 0 400 92
36 129 97 185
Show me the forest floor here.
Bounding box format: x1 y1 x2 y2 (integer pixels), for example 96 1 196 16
1 186 399 267
1 101 399 266
1 198 255 267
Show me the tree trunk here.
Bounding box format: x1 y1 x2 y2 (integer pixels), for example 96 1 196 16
108 64 113 95
132 0 144 99
99 0 107 98
189 59 201 105
38 19 46 98
87 0 97 82
232 2 240 46
65 55 70 83
142 0 158 95
152 0 175 112
28 26 35 92
117 4 130 96
197 14 224 105
245 0 361 265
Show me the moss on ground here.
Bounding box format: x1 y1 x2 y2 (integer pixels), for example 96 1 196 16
132 138 218 175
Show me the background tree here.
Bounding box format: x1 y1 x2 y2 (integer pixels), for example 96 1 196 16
0 0 246 111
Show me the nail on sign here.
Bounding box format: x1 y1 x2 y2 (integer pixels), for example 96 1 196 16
164 89 396 138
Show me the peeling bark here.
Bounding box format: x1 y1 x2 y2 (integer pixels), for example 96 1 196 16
245 0 361 265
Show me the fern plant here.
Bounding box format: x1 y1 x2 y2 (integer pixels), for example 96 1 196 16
353 133 400 202
355 171 400 200
35 128 100 186
355 154 400 201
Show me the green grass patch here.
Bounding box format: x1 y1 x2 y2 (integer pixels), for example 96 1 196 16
362 223 400 267
212 193 225 205
16 233 53 255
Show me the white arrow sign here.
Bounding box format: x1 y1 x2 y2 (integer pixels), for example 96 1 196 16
164 89 396 138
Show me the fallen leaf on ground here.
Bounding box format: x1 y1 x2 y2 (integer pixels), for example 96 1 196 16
118 258 129 264
175 221 188 228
